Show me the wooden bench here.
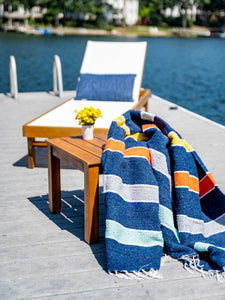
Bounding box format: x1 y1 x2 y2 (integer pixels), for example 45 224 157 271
46 133 107 244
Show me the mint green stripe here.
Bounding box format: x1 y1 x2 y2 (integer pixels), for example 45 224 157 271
159 205 180 242
194 242 225 253
194 242 210 253
106 219 164 248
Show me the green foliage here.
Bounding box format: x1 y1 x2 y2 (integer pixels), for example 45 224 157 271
165 16 183 27
204 0 225 11
64 0 104 15
149 13 163 25
4 0 40 9
64 20 77 27
186 18 193 28
139 0 163 25
105 24 114 31
140 7 151 19
4 0 225 29
43 8 61 25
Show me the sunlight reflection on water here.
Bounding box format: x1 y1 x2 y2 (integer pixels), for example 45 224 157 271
0 33 224 125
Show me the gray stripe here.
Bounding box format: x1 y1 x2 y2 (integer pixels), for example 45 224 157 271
103 174 159 203
177 214 225 238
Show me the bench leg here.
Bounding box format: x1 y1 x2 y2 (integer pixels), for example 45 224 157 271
48 144 61 213
84 165 99 244
27 138 35 168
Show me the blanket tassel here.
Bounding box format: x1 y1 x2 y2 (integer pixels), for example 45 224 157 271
180 255 225 282
109 268 163 281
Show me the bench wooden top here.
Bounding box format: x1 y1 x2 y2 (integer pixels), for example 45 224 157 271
46 133 107 167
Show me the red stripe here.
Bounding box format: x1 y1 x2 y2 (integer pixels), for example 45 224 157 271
199 173 217 198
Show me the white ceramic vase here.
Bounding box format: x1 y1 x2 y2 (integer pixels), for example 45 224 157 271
82 125 94 140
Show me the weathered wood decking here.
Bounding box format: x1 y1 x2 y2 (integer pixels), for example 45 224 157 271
0 91 225 299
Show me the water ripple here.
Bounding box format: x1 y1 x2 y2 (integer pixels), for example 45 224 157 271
0 33 224 125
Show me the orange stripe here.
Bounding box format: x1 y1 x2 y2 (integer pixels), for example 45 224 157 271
174 172 199 193
174 172 189 187
142 124 159 131
104 138 125 153
124 147 151 164
189 176 199 193
199 173 216 198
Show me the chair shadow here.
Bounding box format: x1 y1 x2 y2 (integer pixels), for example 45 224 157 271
13 147 73 169
27 187 107 272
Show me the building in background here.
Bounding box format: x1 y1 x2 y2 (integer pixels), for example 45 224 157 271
1 4 29 31
104 0 139 26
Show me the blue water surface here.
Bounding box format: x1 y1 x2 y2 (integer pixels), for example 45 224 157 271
0 33 225 125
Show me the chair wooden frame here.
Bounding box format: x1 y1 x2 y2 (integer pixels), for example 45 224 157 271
23 89 150 168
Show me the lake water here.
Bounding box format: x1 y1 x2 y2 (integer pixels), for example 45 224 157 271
0 33 225 125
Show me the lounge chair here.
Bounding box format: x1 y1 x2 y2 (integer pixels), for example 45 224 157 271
23 41 151 168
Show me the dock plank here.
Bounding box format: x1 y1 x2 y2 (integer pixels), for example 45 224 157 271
0 91 225 299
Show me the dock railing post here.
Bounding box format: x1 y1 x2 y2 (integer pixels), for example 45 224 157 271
9 56 18 99
53 55 63 98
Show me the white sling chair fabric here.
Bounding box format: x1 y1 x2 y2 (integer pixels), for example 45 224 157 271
28 41 147 130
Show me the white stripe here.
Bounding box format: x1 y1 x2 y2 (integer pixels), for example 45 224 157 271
124 155 149 163
175 186 187 189
177 213 225 238
150 148 171 181
175 186 199 194
189 189 199 194
174 171 188 174
103 174 159 203
105 148 124 155
170 143 193 152
140 111 155 122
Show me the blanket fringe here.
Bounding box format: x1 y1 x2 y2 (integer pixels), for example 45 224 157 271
180 255 225 282
161 254 173 265
109 268 162 281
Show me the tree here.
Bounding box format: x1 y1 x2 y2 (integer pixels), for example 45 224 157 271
63 0 105 27
163 0 212 27
203 0 225 27
139 0 163 25
3 0 39 9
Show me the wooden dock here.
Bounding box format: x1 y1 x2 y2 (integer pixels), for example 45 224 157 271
0 91 225 299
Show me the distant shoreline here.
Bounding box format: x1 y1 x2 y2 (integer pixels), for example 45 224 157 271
1 25 212 38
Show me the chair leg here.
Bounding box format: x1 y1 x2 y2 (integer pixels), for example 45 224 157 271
27 138 35 168
145 101 148 112
84 165 99 244
48 144 61 214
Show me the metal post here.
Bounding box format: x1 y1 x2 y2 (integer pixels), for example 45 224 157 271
9 56 18 99
53 55 63 98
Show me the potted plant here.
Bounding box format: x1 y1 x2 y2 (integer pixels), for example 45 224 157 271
74 106 102 140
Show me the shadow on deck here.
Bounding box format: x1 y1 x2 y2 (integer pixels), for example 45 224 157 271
27 187 107 271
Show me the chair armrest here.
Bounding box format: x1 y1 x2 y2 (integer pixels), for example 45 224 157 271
132 89 151 111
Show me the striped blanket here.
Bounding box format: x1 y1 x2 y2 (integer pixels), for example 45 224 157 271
101 110 225 279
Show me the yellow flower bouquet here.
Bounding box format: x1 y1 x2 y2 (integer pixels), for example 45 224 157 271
74 106 102 126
